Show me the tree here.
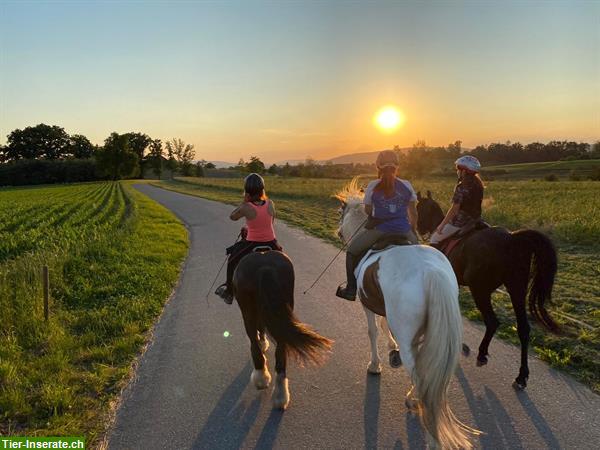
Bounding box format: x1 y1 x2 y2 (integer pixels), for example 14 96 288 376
204 162 216 169
267 164 278 175
195 161 205 177
95 132 138 180
68 134 95 159
123 132 152 162
147 139 164 179
5 124 70 160
245 155 265 174
165 138 195 176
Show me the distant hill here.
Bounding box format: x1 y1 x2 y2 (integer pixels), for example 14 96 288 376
204 160 236 169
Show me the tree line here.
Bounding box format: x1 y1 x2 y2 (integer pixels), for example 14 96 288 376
0 124 196 185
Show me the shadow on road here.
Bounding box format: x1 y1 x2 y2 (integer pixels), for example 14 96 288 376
364 373 381 449
254 409 284 449
192 362 260 449
516 390 561 449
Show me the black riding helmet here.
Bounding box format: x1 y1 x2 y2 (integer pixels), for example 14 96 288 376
244 173 265 199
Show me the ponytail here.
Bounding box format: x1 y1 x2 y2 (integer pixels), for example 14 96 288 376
374 166 397 197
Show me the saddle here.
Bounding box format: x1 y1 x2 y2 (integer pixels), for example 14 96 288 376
370 234 412 251
438 219 490 257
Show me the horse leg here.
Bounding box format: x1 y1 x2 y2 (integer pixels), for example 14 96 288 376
243 312 271 390
385 309 420 411
470 287 498 366
506 281 531 390
363 307 382 374
258 328 270 352
272 342 290 410
381 317 401 368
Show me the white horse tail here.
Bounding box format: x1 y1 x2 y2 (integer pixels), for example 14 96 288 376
415 267 478 449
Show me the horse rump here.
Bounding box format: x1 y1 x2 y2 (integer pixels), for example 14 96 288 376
238 251 333 365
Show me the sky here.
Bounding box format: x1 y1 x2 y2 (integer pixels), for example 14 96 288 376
1 0 598 163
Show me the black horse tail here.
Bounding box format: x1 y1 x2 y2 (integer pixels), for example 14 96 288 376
257 267 333 365
511 229 559 332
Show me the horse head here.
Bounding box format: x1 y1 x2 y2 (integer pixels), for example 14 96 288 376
334 177 367 244
416 190 445 236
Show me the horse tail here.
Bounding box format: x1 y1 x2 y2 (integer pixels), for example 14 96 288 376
511 230 559 332
414 267 478 449
257 267 332 365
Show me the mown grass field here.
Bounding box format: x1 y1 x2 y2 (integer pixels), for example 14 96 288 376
154 176 600 392
484 159 600 180
0 182 187 443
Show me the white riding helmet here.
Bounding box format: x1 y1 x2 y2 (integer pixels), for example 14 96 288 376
455 155 481 173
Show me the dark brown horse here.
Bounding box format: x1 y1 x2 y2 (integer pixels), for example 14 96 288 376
416 191 559 389
232 249 332 409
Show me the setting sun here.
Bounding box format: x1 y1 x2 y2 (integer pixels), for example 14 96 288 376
374 106 404 133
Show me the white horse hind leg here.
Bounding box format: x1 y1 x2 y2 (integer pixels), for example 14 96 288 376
381 317 401 367
364 307 382 374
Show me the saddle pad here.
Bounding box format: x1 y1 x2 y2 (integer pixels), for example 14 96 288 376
358 259 386 316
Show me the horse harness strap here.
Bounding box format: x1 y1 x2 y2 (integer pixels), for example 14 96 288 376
358 259 386 316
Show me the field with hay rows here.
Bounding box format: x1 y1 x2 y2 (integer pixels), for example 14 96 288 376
0 182 187 443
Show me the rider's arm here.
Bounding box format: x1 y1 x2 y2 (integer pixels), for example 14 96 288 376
230 203 250 221
408 201 418 230
437 203 460 232
268 200 276 222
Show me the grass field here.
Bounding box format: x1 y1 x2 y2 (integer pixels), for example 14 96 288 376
0 182 187 443
484 159 600 180
153 176 600 392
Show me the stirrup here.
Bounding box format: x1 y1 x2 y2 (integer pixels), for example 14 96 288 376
215 284 234 304
336 284 356 301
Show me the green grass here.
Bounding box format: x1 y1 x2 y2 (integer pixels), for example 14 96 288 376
484 159 600 180
154 176 600 392
0 182 187 444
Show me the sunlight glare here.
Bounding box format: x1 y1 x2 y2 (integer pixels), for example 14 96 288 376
374 106 404 133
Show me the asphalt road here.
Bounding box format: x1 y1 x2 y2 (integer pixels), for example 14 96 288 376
108 184 600 450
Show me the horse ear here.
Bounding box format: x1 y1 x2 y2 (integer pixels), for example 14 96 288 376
417 191 422 200
427 190 432 199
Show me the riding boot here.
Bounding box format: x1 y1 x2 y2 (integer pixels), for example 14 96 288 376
336 253 357 301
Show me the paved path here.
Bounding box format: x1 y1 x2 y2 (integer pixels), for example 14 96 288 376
108 185 600 450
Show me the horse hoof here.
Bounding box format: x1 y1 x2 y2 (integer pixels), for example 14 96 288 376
462 343 471 356
476 356 488 367
367 362 382 374
389 350 402 368
272 376 290 410
251 369 271 390
512 380 527 391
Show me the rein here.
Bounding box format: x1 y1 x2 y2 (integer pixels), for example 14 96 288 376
303 218 367 295
204 230 243 303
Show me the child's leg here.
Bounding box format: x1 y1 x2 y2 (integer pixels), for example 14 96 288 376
430 223 461 244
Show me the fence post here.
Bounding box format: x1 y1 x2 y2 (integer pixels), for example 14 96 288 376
43 266 49 321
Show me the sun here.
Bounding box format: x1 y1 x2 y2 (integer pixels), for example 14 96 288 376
374 106 404 133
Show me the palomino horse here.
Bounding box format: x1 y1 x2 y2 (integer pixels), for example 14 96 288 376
233 249 332 410
416 190 559 390
336 180 478 449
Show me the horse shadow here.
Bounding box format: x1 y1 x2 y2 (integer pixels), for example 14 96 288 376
192 362 261 449
364 373 380 449
457 367 560 449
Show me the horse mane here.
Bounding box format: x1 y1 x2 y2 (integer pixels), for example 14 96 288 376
334 177 364 206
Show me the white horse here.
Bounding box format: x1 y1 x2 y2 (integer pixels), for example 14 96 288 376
336 179 478 449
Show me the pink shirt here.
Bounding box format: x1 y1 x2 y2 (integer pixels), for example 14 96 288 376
246 201 276 242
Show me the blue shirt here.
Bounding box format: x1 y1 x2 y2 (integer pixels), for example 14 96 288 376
364 178 416 233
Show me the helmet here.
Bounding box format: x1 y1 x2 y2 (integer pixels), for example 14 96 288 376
455 155 481 173
244 173 265 197
376 150 400 169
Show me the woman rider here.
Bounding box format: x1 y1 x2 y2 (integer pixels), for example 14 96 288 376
215 173 281 304
430 155 483 245
336 150 419 301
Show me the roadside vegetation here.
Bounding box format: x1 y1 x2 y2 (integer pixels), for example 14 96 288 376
153 175 600 393
0 182 187 443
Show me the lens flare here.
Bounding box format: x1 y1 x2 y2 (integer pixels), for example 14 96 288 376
223 331 230 338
